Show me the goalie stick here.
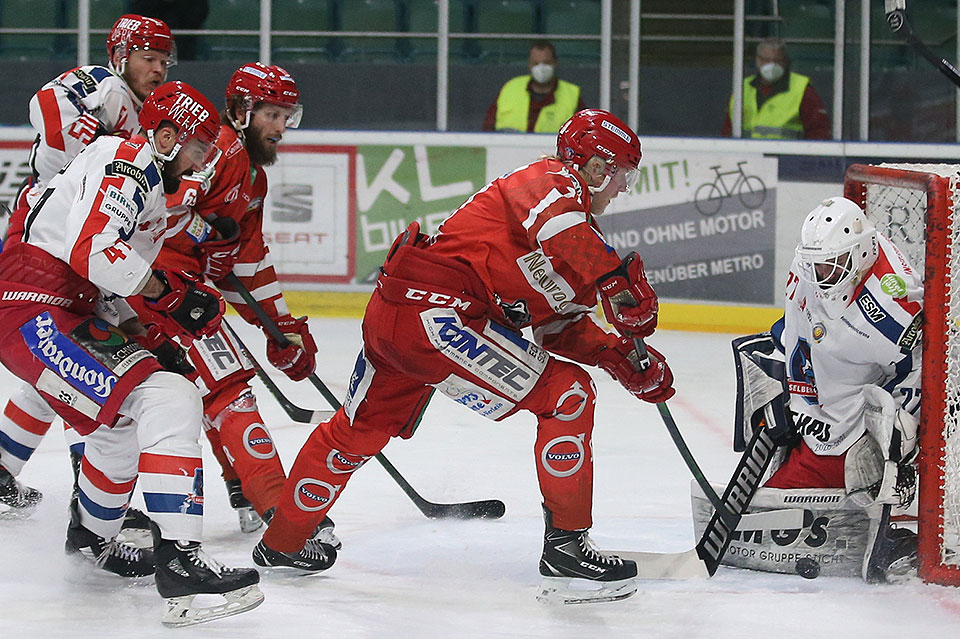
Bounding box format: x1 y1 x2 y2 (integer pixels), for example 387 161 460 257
885 0 960 89
221 273 506 520
630 338 804 577
221 319 335 423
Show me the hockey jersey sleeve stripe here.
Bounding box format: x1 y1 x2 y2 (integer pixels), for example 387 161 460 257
522 187 574 231
36 87 66 152
536 211 588 242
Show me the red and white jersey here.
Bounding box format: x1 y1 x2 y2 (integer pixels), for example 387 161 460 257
429 158 623 363
163 125 290 325
22 135 166 298
778 234 923 456
25 65 139 206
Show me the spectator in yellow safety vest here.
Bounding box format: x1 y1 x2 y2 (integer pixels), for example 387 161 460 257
482 40 587 133
723 37 831 140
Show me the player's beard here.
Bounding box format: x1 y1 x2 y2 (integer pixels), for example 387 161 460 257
245 122 278 167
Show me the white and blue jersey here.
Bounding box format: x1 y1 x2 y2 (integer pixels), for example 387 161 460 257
775 234 923 456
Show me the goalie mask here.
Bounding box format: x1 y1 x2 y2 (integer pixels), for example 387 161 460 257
795 197 878 316
107 14 176 74
557 109 641 194
226 62 303 130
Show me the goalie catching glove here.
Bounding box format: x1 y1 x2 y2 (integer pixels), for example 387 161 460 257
143 269 225 340
596 337 675 403
197 216 241 281
597 252 658 339
266 316 318 381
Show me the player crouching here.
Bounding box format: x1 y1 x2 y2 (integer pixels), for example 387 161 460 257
696 197 921 583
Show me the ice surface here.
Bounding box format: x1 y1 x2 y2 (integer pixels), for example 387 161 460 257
2 319 958 638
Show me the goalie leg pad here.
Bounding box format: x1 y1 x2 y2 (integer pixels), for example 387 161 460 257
692 483 870 577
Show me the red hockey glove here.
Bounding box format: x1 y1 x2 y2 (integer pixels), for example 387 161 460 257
266 316 318 381
143 269 225 339
596 337 675 403
597 252 658 339
134 323 196 377
197 217 241 281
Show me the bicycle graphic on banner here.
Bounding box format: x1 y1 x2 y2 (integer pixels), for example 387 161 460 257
694 161 767 216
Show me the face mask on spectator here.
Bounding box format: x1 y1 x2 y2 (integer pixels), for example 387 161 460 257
531 63 555 84
759 62 784 82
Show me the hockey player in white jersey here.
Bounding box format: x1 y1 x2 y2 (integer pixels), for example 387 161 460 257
0 14 175 521
710 197 922 583
0 81 263 626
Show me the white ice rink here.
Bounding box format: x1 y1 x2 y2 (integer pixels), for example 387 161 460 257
2 318 959 638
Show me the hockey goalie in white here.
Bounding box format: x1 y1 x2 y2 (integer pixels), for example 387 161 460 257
695 196 922 583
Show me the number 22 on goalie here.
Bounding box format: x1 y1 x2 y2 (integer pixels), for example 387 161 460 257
786 270 800 300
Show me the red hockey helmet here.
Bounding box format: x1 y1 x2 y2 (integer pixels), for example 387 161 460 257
557 109 642 192
226 62 303 129
139 81 220 165
107 14 176 72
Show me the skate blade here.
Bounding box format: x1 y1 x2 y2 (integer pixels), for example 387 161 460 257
237 507 264 534
0 503 40 521
161 584 265 627
536 577 637 605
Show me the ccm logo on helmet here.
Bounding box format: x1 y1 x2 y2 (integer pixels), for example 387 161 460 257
405 287 471 310
168 94 210 135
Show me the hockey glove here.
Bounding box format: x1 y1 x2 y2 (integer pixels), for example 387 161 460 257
197 216 241 281
596 337 675 403
143 269 225 340
134 324 196 377
597 252 659 339
266 316 318 381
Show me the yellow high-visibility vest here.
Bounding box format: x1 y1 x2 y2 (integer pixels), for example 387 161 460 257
732 72 809 139
494 75 581 133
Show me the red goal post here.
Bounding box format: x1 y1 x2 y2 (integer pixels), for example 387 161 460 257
844 163 959 586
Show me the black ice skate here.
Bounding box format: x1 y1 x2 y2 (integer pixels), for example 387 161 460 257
0 463 41 519
863 504 918 584
252 537 338 572
537 507 637 604
65 499 155 577
262 507 342 551
154 534 264 627
116 507 155 549
225 478 263 534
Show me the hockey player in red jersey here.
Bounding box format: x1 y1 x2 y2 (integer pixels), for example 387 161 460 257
252 109 674 604
0 14 176 521
129 62 333 546
0 81 263 626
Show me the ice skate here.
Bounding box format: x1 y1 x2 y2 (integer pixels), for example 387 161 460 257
65 499 155 578
262 507 342 551
155 535 263 627
0 463 41 519
863 504 918 584
225 478 263 534
252 537 337 572
536 507 637 605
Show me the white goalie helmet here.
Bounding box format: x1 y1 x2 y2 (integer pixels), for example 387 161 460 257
795 196 878 313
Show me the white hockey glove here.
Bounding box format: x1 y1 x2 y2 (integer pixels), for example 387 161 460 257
860 384 919 507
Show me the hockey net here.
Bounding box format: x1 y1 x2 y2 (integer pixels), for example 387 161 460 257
844 163 960 586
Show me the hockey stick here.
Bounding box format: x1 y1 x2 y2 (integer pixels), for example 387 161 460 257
632 338 804 577
221 319 335 423
221 273 506 520
886 1 960 89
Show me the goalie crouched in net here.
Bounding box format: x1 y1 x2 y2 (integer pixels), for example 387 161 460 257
698 196 922 583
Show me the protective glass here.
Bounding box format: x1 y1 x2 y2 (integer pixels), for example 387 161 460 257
606 162 640 193
179 136 219 168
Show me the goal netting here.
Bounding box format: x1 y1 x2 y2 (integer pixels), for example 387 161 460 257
844 163 960 586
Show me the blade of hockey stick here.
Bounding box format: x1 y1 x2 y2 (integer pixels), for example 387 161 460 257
633 338 785 576
221 273 506 520
222 319 335 423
